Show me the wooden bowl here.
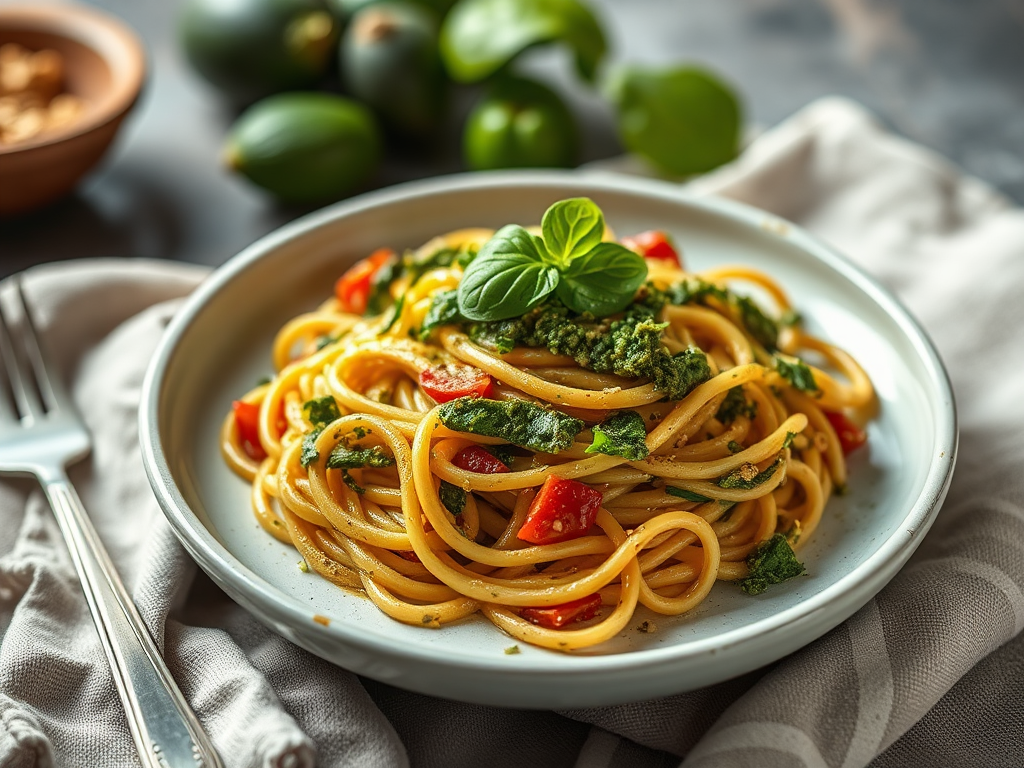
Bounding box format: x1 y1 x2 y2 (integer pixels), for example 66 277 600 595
0 4 145 216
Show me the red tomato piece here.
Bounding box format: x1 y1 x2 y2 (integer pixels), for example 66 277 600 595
232 400 266 461
452 445 510 474
334 248 394 315
620 230 682 267
824 411 868 455
419 364 493 403
517 476 603 545
275 400 288 435
520 594 602 629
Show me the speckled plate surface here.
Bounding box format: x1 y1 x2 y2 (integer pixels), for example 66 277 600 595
139 171 956 708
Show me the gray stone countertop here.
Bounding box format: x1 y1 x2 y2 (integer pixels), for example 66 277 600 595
2 0 1023 276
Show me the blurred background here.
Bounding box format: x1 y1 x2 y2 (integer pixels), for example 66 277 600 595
2 0 1023 278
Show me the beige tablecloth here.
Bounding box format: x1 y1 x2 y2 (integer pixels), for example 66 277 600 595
1 97 1022 767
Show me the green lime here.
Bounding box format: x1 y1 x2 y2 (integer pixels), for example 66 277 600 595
225 92 381 203
180 0 338 103
463 77 576 170
340 2 446 137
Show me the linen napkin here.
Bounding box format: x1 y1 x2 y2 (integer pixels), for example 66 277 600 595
1 96 1022 768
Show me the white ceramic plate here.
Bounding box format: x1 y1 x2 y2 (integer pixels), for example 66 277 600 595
140 171 956 708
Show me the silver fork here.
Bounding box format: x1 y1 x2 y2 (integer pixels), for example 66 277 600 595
0 279 222 768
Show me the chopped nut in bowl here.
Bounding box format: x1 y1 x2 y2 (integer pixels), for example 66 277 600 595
0 43 87 146
0 4 145 216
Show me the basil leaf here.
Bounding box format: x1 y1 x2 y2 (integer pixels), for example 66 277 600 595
585 410 649 461
541 197 604 265
440 0 607 84
437 397 584 453
606 65 741 176
555 242 647 316
457 224 559 321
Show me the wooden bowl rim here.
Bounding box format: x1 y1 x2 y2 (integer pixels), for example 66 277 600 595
0 3 146 156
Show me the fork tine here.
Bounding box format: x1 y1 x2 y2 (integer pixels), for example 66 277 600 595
14 281 60 413
0 310 19 425
0 283 44 424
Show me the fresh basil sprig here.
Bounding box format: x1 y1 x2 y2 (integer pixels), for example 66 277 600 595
541 196 604 264
456 197 647 321
456 225 559 321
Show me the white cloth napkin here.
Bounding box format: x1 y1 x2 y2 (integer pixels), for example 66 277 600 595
1 96 1022 768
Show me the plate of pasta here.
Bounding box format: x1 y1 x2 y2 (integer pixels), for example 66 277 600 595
140 171 956 707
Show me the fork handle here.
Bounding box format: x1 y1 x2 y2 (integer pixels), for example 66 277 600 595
43 473 222 768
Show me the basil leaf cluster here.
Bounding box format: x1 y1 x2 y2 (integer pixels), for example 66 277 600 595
456 197 648 321
440 0 607 85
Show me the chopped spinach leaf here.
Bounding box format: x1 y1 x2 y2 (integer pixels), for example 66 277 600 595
780 309 803 327
775 357 819 393
782 431 797 449
740 533 806 595
666 486 713 503
487 444 516 468
456 243 480 268
420 290 464 341
300 427 325 468
438 481 466 516
585 410 650 460
365 254 402 316
405 245 458 286
326 445 396 470
716 386 758 424
727 440 743 454
314 334 338 351
341 470 365 494
380 294 406 334
303 396 340 426
735 295 779 351
299 397 343 467
437 397 584 454
718 458 782 489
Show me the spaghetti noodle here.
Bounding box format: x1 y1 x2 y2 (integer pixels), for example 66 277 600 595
221 198 874 652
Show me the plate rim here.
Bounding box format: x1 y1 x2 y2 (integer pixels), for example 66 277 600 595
139 169 958 682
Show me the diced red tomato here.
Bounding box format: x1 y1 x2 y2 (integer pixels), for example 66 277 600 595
520 594 602 629
275 400 288 435
419 364 493 403
232 400 266 461
620 230 682 267
517 476 603 545
334 248 395 315
824 411 868 455
452 445 510 474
